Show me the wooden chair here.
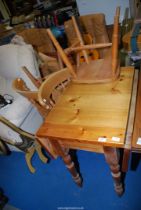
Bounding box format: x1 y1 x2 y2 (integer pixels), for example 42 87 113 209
17 28 62 77
12 67 59 159
12 76 47 118
38 68 71 109
18 28 63 77
37 68 71 153
18 28 56 55
22 66 43 88
38 52 61 77
47 7 120 84
0 115 47 173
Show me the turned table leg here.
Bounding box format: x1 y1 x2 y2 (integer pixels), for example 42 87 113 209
51 140 82 187
122 148 131 172
103 146 123 196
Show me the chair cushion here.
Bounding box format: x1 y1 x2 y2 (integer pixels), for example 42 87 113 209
0 95 32 127
0 76 17 97
0 43 42 148
0 43 41 126
0 74 32 126
0 122 23 143
0 44 40 90
0 105 43 152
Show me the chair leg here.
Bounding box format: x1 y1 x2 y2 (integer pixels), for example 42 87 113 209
35 140 48 163
0 116 48 173
25 147 36 173
0 138 10 155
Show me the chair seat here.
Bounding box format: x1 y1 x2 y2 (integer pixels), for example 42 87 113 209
74 57 120 84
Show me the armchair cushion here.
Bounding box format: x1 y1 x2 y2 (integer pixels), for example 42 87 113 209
0 43 41 126
0 96 32 127
0 43 43 149
0 44 40 90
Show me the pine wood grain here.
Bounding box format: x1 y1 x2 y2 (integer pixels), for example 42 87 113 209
36 67 135 150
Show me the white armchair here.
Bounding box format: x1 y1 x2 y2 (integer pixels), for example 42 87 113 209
0 43 43 151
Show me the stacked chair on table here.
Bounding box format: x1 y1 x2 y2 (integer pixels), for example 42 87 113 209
46 7 120 84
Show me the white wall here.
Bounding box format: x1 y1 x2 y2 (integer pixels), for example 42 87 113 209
76 0 129 24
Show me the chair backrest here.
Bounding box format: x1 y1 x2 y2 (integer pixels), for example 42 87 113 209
18 28 56 54
12 78 47 118
38 68 71 110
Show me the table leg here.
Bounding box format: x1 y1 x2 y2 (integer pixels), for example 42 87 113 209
122 148 130 172
103 146 123 196
51 140 82 187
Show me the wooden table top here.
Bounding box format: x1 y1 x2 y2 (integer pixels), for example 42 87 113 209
36 67 135 148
